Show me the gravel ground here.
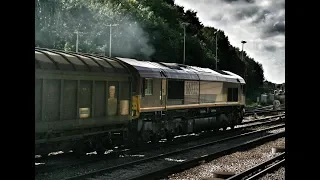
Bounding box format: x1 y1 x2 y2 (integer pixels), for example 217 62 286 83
35 130 245 180
89 132 274 180
268 127 285 134
238 117 283 129
258 166 285 180
168 137 285 180
242 112 284 123
243 115 267 121
35 123 284 180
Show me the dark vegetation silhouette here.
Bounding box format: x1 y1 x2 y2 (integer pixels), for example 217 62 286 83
35 0 268 103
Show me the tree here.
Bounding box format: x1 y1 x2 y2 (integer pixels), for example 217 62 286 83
35 0 266 103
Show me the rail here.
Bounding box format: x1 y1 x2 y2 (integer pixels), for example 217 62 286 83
226 152 285 180
65 124 285 180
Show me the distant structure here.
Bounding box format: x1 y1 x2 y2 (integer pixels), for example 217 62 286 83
259 81 285 105
280 83 285 91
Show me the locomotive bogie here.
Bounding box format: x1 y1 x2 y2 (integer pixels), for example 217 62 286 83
133 104 244 142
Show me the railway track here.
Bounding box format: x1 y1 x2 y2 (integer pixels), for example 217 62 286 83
245 103 284 112
245 105 273 112
245 104 285 112
61 123 284 180
35 109 284 160
244 108 284 116
35 114 285 175
240 114 284 125
226 152 285 180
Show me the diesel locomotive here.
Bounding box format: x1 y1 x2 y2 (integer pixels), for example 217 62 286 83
35 48 246 155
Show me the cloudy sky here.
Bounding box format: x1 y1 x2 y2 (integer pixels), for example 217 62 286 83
174 0 285 84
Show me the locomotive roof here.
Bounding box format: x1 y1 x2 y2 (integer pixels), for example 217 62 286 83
35 48 130 74
117 57 199 80
116 57 245 84
34 48 245 84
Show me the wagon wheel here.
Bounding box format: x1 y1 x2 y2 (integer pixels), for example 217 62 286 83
73 147 86 158
40 154 48 159
177 125 183 135
150 133 158 144
96 149 106 155
73 140 91 158
218 114 228 131
237 111 243 124
166 133 174 142
228 113 235 130
95 143 106 155
166 130 174 142
140 130 151 143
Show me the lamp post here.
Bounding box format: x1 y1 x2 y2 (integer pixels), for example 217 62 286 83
182 22 189 64
241 40 247 61
74 31 87 53
241 40 247 98
107 24 119 57
215 31 219 70
241 40 247 77
75 31 79 52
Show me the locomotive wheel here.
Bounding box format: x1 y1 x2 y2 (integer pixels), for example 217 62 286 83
150 133 158 144
73 141 91 157
96 150 105 155
228 113 236 128
238 112 243 124
211 128 219 133
40 154 48 158
178 125 183 135
219 114 228 131
140 131 152 143
94 143 106 155
222 120 228 131
73 148 86 158
166 132 174 142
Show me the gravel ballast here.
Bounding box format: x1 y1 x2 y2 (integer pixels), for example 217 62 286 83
258 166 285 180
36 122 284 180
168 137 285 180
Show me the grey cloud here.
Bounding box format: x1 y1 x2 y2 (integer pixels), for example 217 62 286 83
210 14 224 22
264 21 285 37
222 0 255 4
173 0 285 83
252 10 271 24
272 21 285 33
264 45 277 52
234 6 259 20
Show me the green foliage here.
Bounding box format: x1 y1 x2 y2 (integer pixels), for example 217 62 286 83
35 0 265 96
